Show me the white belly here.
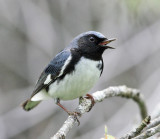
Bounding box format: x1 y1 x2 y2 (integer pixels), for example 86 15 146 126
49 57 101 100
31 57 102 101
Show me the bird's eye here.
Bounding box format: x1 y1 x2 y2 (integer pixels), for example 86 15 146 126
89 37 95 42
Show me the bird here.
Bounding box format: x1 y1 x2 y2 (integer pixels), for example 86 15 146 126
22 31 116 116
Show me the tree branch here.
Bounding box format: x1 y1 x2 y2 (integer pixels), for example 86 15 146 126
51 85 147 139
146 116 160 130
92 86 147 119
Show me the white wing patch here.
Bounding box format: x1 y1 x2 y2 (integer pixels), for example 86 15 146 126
44 56 72 84
44 74 52 84
58 55 72 77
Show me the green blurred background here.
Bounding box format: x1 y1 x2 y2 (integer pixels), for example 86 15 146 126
0 0 160 139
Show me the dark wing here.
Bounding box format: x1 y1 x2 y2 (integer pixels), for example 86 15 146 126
31 50 71 97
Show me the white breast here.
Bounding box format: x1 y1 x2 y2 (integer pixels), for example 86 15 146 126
50 57 102 100
31 57 102 101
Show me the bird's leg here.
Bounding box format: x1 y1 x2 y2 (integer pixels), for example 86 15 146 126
55 98 81 125
84 94 95 112
56 98 81 116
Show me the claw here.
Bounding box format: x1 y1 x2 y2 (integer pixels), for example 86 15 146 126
67 111 81 126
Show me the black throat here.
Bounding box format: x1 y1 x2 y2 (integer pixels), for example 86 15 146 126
76 37 106 61
78 47 105 61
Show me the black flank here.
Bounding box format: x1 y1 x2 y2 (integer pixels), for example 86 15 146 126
56 48 81 83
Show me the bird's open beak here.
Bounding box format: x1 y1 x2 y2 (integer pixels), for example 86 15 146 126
99 38 116 49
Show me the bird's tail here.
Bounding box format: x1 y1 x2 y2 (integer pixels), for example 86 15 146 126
22 99 41 111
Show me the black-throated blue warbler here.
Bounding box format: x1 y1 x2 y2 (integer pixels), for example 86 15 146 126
22 31 116 116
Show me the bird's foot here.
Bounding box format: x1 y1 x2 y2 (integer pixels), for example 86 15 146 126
85 94 95 112
56 100 81 126
67 111 81 126
79 96 84 104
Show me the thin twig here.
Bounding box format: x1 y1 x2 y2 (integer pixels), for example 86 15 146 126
120 116 151 139
51 85 147 139
146 116 160 130
133 124 160 139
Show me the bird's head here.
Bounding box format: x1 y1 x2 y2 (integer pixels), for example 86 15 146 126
70 31 116 59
